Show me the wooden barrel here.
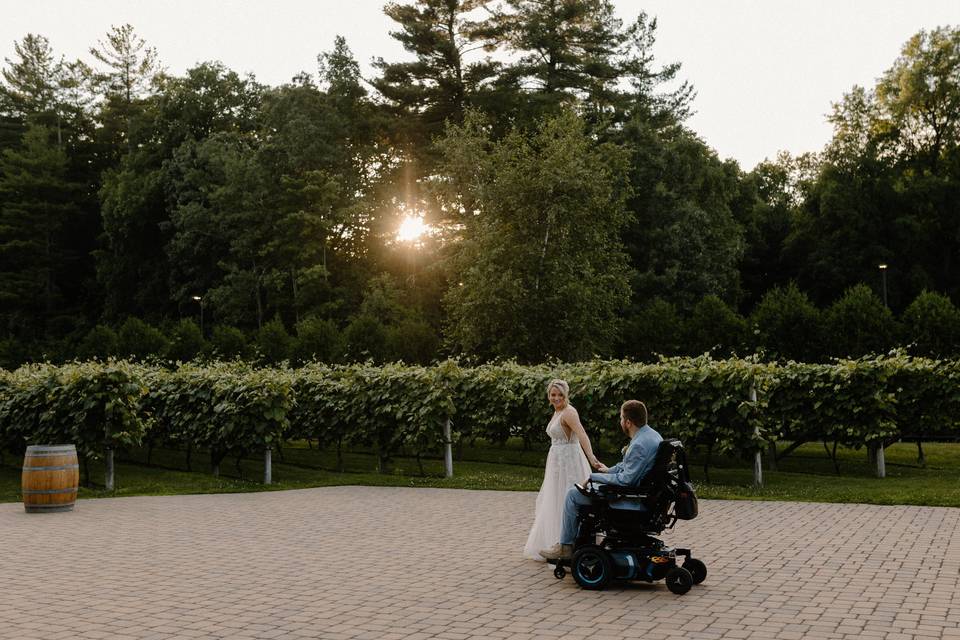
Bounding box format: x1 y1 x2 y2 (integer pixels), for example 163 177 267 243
22 445 80 513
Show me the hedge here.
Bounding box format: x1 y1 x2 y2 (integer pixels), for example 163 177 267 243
1 354 958 486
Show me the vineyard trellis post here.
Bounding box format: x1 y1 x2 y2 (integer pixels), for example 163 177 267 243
105 446 115 491
443 418 454 478
751 382 762 488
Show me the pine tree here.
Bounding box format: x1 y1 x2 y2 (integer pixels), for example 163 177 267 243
0 125 79 336
89 24 159 155
372 1 500 159
1 34 61 121
496 1 693 125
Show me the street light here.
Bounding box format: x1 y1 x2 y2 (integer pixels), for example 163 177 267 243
878 264 888 307
192 295 204 337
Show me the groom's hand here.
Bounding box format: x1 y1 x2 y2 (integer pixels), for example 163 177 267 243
596 463 609 473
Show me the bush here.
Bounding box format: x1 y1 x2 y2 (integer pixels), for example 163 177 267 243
293 316 341 364
165 319 208 362
342 315 389 363
0 338 30 370
901 290 960 358
387 318 439 364
684 296 746 357
117 317 169 360
751 283 824 362
76 325 120 360
256 316 293 364
0 362 149 485
825 284 897 358
3 356 959 481
210 325 248 359
621 298 682 361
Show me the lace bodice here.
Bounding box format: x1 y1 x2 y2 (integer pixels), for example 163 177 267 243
546 411 574 445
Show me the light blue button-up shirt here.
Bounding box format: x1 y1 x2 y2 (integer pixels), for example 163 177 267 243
589 424 663 488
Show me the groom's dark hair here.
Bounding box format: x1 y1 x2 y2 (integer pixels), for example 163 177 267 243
621 400 648 426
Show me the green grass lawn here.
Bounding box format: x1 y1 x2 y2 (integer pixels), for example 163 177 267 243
3 438 958 507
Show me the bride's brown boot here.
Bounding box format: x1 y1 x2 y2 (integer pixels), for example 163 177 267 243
539 544 573 561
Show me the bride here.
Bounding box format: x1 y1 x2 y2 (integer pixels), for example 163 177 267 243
523 379 602 560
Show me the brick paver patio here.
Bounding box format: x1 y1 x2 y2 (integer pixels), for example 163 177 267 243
2 487 960 639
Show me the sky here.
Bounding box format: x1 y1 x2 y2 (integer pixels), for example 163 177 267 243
2 0 959 170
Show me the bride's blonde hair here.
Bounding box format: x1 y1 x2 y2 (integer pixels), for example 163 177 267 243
546 379 570 406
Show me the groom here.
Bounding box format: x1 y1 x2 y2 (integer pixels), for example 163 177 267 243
539 399 663 561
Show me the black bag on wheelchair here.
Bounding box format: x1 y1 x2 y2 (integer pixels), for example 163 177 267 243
674 480 698 520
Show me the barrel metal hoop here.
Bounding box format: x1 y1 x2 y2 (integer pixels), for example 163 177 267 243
24 504 75 512
25 446 77 454
22 488 79 495
22 464 80 472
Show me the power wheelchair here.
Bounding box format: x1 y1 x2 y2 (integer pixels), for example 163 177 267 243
548 438 706 594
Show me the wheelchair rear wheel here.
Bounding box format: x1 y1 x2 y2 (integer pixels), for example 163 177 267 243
683 558 707 585
571 545 613 590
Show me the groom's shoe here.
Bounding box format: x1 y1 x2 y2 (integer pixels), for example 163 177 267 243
539 544 573 561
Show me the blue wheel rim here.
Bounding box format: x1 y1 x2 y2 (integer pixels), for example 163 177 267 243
575 551 607 585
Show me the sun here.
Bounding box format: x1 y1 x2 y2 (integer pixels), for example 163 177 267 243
397 214 429 243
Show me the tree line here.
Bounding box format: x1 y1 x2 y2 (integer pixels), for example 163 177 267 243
1 2 958 367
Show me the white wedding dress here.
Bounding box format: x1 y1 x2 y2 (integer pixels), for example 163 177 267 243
522 410 592 560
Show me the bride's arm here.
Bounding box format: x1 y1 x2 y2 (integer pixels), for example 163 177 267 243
562 407 601 469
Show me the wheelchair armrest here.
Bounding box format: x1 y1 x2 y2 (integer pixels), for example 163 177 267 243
575 482 597 497
596 483 651 499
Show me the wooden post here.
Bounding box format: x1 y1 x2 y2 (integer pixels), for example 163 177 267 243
264 448 272 485
105 447 115 491
443 418 454 478
751 384 762 488
876 444 886 479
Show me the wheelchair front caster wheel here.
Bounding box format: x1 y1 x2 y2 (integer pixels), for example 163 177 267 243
553 566 566 579
665 566 693 595
683 558 707 585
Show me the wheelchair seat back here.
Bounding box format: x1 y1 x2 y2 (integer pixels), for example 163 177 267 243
598 438 698 532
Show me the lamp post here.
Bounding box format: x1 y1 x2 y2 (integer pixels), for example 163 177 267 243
192 295 204 337
878 264 888 308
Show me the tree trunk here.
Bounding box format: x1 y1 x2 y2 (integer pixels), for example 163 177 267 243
534 224 551 291
917 439 926 467
823 440 840 475
703 443 712 484
253 261 263 329
291 269 300 325
235 451 245 480
775 440 808 462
